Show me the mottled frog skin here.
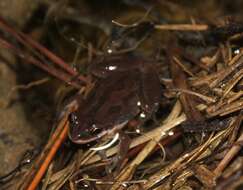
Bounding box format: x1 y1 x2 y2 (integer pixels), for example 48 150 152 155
68 56 161 144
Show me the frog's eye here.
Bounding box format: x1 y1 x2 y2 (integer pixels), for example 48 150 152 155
90 124 103 135
68 112 89 141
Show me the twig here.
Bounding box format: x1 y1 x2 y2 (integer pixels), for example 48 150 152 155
207 99 243 117
19 32 89 85
110 102 184 190
0 77 50 108
169 88 217 103
190 51 243 87
141 127 232 190
18 101 77 190
173 56 194 77
0 37 81 88
0 16 89 85
85 114 185 165
214 114 243 177
26 123 68 190
154 24 208 31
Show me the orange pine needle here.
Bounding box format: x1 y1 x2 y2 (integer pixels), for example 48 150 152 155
26 122 69 190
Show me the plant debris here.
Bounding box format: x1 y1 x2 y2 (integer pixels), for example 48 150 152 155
0 1 242 190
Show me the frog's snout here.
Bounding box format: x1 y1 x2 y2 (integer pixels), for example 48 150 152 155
68 112 82 140
69 112 78 126
68 112 104 144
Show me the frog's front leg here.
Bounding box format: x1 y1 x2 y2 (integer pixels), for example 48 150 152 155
138 63 162 122
89 131 131 175
140 65 161 109
115 131 132 171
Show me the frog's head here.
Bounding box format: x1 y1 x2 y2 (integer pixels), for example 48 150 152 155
68 112 105 144
68 111 129 144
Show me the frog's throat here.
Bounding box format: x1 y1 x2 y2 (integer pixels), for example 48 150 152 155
90 133 120 151
68 120 128 144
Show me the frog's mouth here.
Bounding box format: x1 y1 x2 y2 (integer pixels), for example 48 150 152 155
68 121 128 144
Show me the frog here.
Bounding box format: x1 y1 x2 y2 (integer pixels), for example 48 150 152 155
68 56 161 144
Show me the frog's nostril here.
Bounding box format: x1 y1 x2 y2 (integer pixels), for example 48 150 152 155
69 113 78 125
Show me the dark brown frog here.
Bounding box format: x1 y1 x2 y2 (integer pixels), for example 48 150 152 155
68 56 161 144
